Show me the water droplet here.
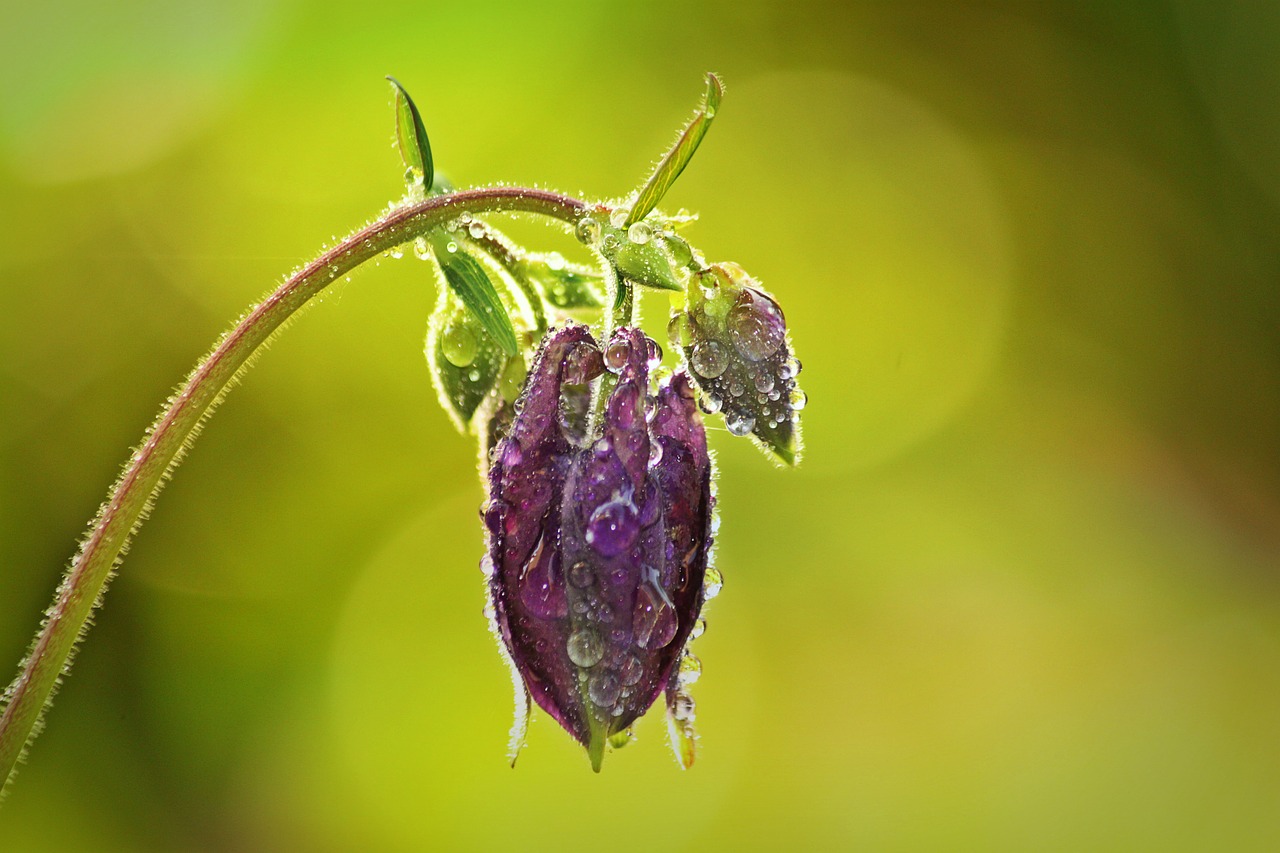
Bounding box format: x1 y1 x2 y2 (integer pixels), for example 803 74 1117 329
790 389 808 410
729 381 744 397
586 499 640 556
601 233 620 253
569 560 594 588
390 247 404 260
703 567 723 600
501 442 524 467
610 207 630 228
519 536 568 619
667 313 693 348
546 252 566 271
646 337 663 366
627 221 652 244
576 216 602 246
467 221 485 239
603 339 630 373
479 555 496 577
700 394 722 415
672 693 696 721
446 241 459 254
727 293 785 361
468 368 481 382
726 411 756 436
690 341 728 379
633 584 678 649
690 618 706 639
441 324 478 367
567 629 604 667
619 654 644 686
678 654 702 685
754 372 774 393
588 671 621 706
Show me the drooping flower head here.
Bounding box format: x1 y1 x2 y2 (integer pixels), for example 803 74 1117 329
482 325 713 769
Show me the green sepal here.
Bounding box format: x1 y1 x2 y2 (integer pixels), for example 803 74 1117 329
387 76 434 193
627 72 723 226
425 287 508 431
430 233 520 356
600 227 683 293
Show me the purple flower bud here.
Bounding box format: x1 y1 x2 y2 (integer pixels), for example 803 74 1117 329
673 262 805 465
484 325 714 770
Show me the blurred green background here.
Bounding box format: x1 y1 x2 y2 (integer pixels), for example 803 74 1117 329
3 1 1280 850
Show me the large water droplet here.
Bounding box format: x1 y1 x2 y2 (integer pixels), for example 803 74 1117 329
586 499 640 556
610 207 630 228
567 629 604 667
725 411 756 436
727 293 786 361
667 313 693 347
467 221 485 239
627 221 653 244
576 216 602 246
671 692 696 721
603 339 630 373
588 671 621 706
790 389 808 410
633 584 678 649
690 341 728 379
442 324 478 367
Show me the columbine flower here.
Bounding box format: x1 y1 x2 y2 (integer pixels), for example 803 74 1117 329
671 262 805 465
481 325 713 770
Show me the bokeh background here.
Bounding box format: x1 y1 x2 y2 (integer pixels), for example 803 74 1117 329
3 1 1280 850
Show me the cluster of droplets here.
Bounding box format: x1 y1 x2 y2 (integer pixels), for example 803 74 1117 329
670 263 805 463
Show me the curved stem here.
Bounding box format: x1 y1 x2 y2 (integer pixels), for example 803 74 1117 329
0 187 588 796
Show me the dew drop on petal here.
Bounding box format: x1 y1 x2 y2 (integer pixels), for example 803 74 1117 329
567 629 605 667
604 339 630 373
690 341 728 379
727 294 786 361
586 499 640 556
790 389 808 410
619 654 645 686
588 671 622 706
633 584 678 650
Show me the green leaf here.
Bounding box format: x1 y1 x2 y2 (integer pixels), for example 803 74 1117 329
387 76 434 192
430 233 519 356
626 72 723 226
426 288 508 431
518 255 606 311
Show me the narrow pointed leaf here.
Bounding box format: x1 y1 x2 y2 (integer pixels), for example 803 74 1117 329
626 72 723 226
387 76 434 191
431 234 519 356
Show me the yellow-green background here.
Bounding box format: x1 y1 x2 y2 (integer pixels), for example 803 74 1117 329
3 1 1280 850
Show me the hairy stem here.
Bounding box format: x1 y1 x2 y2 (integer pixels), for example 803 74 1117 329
0 187 587 797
